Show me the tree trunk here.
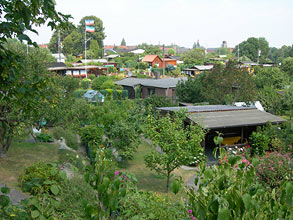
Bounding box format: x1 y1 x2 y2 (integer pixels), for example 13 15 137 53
0 121 14 157
166 172 170 193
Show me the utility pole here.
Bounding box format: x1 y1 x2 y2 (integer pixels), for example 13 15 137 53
163 44 165 76
237 45 240 62
58 29 61 62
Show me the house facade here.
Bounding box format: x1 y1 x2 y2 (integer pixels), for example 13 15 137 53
142 55 163 68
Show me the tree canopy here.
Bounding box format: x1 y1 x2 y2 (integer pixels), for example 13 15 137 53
121 38 126 46
182 48 205 65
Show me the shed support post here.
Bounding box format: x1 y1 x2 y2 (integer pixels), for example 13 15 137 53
241 127 244 143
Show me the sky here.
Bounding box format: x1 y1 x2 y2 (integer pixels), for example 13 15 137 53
28 0 293 49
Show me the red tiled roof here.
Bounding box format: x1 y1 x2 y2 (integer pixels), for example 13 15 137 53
142 55 160 62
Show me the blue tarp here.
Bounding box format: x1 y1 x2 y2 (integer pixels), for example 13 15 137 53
83 90 104 102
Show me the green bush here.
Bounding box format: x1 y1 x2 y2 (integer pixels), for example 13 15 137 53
117 191 188 219
81 78 91 89
89 74 95 80
35 133 54 142
92 75 108 90
56 176 97 219
79 125 103 147
122 90 128 99
73 88 87 98
249 131 269 156
256 152 292 188
52 127 78 150
100 89 107 97
58 149 84 171
19 161 65 195
101 80 115 89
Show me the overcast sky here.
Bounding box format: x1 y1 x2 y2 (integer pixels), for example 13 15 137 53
28 0 293 48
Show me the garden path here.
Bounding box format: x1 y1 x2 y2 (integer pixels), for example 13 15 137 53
0 182 28 205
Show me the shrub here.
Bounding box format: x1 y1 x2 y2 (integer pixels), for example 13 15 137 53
89 74 95 80
256 152 292 188
35 133 53 142
56 176 97 219
79 125 103 147
101 80 115 89
92 75 108 90
249 131 269 156
58 149 84 171
19 162 66 195
122 90 128 99
52 127 78 150
73 88 87 98
117 191 188 220
81 78 91 89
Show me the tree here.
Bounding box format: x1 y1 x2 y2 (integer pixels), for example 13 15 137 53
87 39 100 59
176 76 205 103
234 37 269 63
202 60 257 104
168 48 175 56
0 39 60 157
254 66 289 89
182 48 205 65
135 62 149 70
48 24 76 53
77 16 106 50
92 76 108 90
280 57 293 81
121 38 126 46
62 30 83 56
144 110 206 192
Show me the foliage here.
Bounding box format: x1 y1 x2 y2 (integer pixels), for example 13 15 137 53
79 125 103 148
234 37 269 63
202 60 257 104
101 79 115 89
55 176 97 219
91 75 108 90
182 48 205 65
48 25 76 53
144 110 206 191
52 126 78 150
144 94 174 115
254 66 289 89
281 57 293 80
88 39 100 59
187 150 293 220
35 133 54 143
168 48 176 56
121 38 126 46
107 66 118 73
135 61 149 70
176 76 205 103
117 191 188 220
0 40 57 156
19 161 66 195
84 148 134 219
257 86 282 114
249 131 270 156
74 88 88 98
256 152 292 188
81 78 91 89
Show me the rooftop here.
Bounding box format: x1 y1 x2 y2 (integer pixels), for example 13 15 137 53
115 77 187 89
142 55 162 63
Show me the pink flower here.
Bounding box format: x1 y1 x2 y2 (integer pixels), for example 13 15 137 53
241 159 248 163
188 209 193 214
247 145 251 148
114 170 119 176
191 217 197 220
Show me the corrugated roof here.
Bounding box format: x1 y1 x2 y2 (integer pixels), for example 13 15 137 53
142 55 161 63
187 109 285 129
158 105 255 113
115 77 187 88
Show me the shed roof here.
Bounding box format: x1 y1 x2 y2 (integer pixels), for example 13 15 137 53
187 109 285 129
142 55 162 63
115 77 187 89
158 105 285 129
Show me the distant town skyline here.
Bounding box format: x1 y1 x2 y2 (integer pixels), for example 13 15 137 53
28 0 293 48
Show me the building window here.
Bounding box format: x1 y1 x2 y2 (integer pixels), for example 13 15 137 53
148 88 155 95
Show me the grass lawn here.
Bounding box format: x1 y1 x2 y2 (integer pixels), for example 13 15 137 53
120 140 195 195
0 141 59 189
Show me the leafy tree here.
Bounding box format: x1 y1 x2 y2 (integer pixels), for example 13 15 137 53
135 62 149 70
121 38 126 46
168 48 175 56
48 24 76 53
144 95 174 115
254 66 289 89
92 76 108 90
63 30 83 56
280 57 293 81
202 60 257 104
87 39 100 59
100 80 115 89
281 85 293 119
182 48 205 65
0 39 63 157
144 110 206 192
176 76 205 103
77 16 105 50
257 86 282 115
234 37 269 63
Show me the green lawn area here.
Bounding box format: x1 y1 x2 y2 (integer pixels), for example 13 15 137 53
120 141 195 194
0 141 59 189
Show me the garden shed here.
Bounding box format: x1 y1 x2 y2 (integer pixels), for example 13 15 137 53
158 105 286 162
83 90 104 103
